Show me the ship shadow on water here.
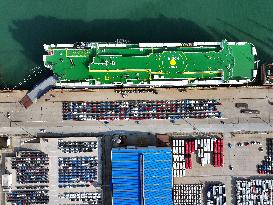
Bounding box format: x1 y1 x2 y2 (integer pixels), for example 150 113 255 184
8 15 215 89
207 25 272 85
9 15 273 89
214 18 273 63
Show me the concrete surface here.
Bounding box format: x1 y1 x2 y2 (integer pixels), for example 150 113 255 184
0 87 273 205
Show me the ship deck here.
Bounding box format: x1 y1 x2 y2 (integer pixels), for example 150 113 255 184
44 41 255 85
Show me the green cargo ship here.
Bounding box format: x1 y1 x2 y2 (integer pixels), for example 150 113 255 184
43 40 258 87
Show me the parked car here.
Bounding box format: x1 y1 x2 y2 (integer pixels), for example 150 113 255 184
237 142 243 147
229 165 234 170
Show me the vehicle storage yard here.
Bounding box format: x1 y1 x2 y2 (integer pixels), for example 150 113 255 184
173 133 273 205
0 87 272 132
0 87 273 204
62 99 221 121
2 136 102 205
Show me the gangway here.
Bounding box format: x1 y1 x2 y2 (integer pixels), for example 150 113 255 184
19 76 57 108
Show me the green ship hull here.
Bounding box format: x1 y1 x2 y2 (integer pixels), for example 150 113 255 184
43 40 257 87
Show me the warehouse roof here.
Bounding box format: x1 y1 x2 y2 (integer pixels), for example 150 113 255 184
111 147 172 205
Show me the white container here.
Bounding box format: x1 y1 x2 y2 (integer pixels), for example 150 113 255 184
174 169 178 177
182 169 186 176
173 147 178 154
178 146 181 154
204 140 207 152
207 153 211 164
201 157 205 166
208 139 211 151
198 139 201 146
211 139 214 152
205 139 209 151
195 139 198 150
173 140 176 147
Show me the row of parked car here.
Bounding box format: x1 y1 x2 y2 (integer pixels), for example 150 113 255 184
62 99 222 121
59 192 102 204
58 184 91 188
58 139 98 153
115 88 158 94
7 190 49 204
58 157 98 184
11 151 49 184
15 185 48 190
63 100 220 110
258 138 273 174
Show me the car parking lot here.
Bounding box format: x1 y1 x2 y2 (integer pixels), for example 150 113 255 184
173 184 203 205
11 151 49 184
62 99 221 121
58 156 98 184
58 139 98 153
7 189 49 204
59 192 102 204
5 151 50 204
235 178 273 204
4 136 102 205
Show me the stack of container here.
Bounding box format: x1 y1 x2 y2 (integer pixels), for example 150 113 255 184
173 139 186 177
172 137 224 177
172 139 195 177
185 139 194 170
173 184 203 205
213 139 224 167
236 179 273 204
258 138 273 174
196 138 214 166
206 184 226 205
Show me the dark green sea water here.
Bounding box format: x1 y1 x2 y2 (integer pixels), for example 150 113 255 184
1 0 273 89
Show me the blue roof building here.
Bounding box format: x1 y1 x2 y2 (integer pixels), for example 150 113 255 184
111 147 173 205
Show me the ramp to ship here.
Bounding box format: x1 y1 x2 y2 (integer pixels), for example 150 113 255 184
19 76 57 108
